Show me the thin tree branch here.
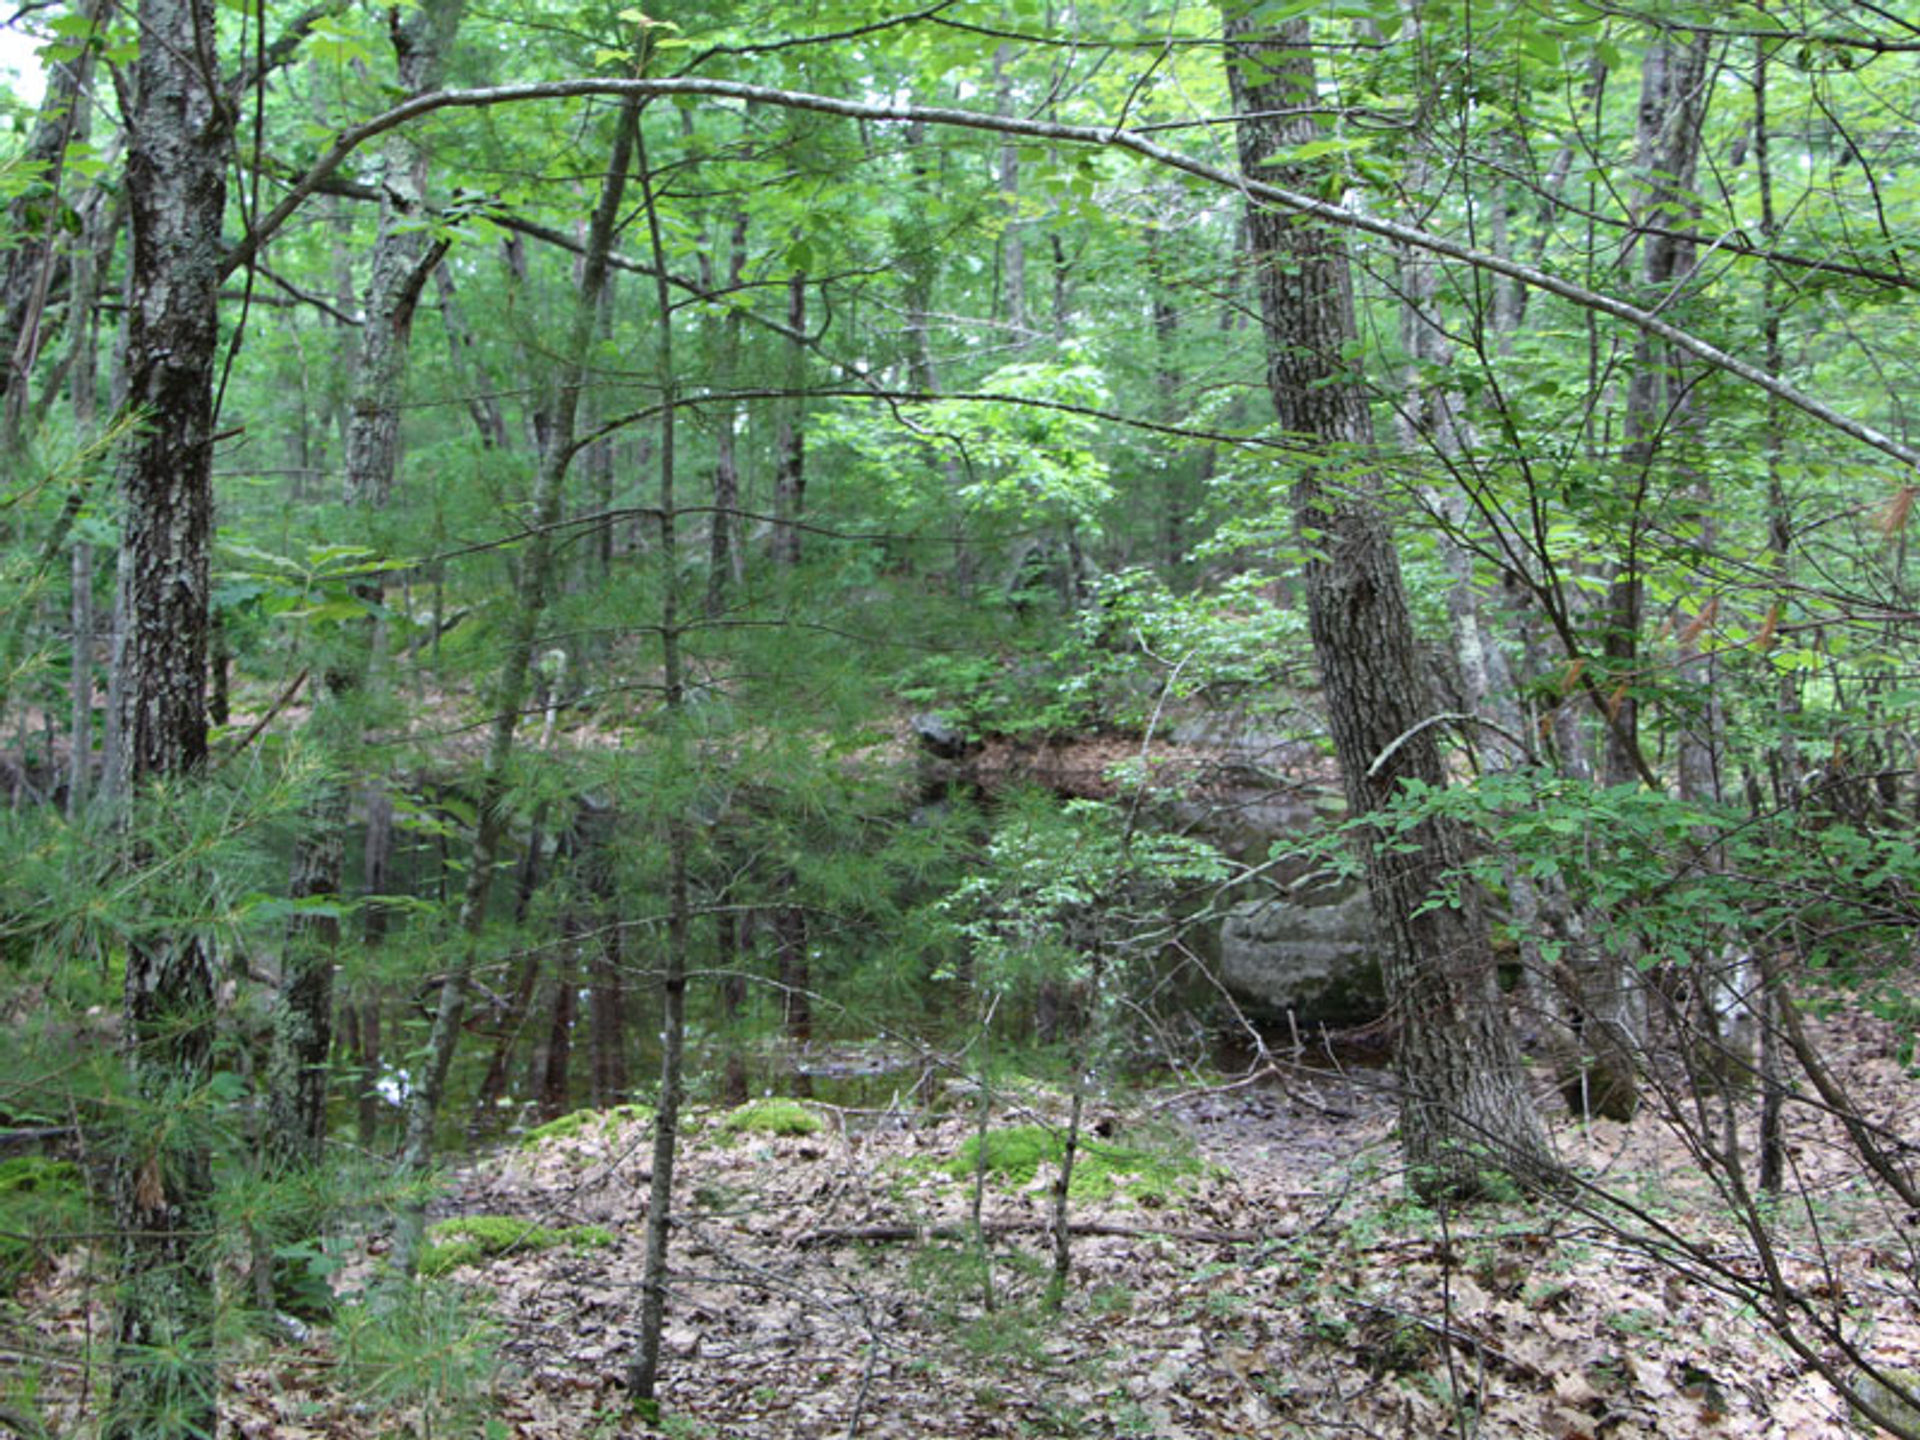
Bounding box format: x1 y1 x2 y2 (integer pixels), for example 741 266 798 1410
233 76 1920 472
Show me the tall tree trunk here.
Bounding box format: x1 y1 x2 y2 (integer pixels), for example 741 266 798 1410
108 0 229 1428
65 200 105 815
776 891 812 1097
535 945 576 1120
580 798 628 1106
1752 33 1792 1196
397 95 643 1269
992 46 1027 338
1396 105 1639 1119
269 0 465 1180
0 0 105 437
470 813 553 1129
434 261 512 452
700 203 748 615
715 909 749 1106
1223 7 1555 1200
352 789 396 1147
1146 216 1191 575
1607 33 1711 790
628 107 698 1409
771 273 807 568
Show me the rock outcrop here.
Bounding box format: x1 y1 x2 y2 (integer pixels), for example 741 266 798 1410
1218 878 1384 1026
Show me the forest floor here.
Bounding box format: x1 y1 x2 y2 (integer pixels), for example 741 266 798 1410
17 1008 1920 1440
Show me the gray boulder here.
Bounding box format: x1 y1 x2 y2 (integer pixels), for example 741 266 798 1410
1218 879 1385 1026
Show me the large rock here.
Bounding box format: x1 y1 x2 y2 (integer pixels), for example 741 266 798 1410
1219 878 1385 1026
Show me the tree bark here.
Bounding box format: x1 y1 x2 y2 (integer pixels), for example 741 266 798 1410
1223 7 1555 1200
108 0 229 1428
628 104 697 1407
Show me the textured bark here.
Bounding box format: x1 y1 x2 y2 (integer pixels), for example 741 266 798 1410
775 894 812 1049
1397 120 1638 1120
108 0 229 1428
1224 8 1554 1199
1753 39 1791 1196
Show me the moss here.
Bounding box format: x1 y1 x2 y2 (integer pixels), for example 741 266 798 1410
1851 1369 1920 1434
719 1098 824 1138
0 1156 87 1285
419 1215 616 1277
519 1103 652 1149
944 1124 1203 1204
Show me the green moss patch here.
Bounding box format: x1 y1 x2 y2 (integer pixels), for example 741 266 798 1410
419 1215 615 1277
519 1103 652 1149
719 1098 825 1138
945 1124 1203 1204
0 1155 88 1286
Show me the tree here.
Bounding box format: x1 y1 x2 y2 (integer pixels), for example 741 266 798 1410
107 0 229 1429
268 0 466 1181
1222 5 1557 1200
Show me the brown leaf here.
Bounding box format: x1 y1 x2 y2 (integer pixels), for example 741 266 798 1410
1544 1403 1597 1440
1553 1370 1602 1408
134 1154 165 1214
1882 484 1916 538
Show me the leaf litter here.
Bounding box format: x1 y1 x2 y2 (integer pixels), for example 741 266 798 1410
11 1009 1920 1438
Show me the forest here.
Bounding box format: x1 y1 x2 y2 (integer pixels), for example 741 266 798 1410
3 0 1920 1434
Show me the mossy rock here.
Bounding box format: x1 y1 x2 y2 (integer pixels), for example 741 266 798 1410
1850 1368 1920 1434
945 1124 1203 1204
419 1215 616 1277
519 1103 653 1149
719 1098 825 1138
0 1156 88 1286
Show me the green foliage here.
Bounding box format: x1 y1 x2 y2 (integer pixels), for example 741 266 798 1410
896 570 1307 742
519 1103 653 1148
335 1281 507 1432
944 1123 1203 1204
417 1214 616 1277
936 793 1226 1007
821 355 1114 534
0 1155 87 1286
1359 768 1920 979
717 1098 824 1138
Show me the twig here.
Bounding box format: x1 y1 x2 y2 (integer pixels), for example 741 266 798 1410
210 667 308 769
797 1218 1259 1247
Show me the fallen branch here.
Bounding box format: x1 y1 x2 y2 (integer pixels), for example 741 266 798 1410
797 1219 1259 1248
